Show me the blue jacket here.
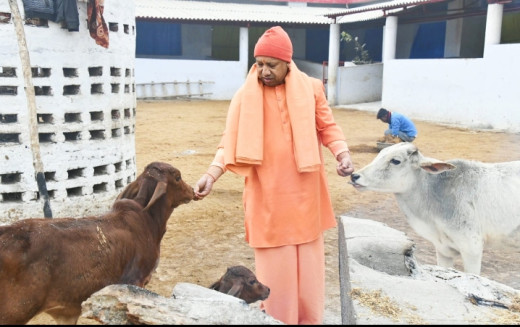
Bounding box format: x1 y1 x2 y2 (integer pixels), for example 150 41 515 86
388 112 417 137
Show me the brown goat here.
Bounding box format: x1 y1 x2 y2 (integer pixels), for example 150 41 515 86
0 162 194 325
209 266 270 304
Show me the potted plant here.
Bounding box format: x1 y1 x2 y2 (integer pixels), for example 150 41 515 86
340 31 372 65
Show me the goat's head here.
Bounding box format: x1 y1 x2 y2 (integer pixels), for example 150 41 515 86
209 265 270 304
117 162 194 211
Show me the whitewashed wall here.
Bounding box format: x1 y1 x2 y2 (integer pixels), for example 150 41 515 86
0 0 137 224
134 58 336 101
337 63 383 104
135 58 245 100
293 59 324 79
292 59 383 105
382 43 520 133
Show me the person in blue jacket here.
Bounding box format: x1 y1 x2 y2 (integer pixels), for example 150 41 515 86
377 108 417 142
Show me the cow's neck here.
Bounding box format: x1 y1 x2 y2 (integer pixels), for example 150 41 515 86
394 189 443 246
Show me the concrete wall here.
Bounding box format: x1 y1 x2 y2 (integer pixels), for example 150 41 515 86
337 62 383 104
293 59 324 80
135 58 325 101
382 43 520 133
0 0 137 223
135 58 245 100
135 57 383 105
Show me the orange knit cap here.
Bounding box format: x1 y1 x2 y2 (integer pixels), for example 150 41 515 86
253 26 293 63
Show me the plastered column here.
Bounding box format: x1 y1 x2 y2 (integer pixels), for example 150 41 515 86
327 23 340 106
484 3 503 57
382 16 398 62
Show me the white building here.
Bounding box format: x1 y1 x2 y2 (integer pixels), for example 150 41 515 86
135 0 520 133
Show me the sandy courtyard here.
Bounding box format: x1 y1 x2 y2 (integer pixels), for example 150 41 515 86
30 99 520 324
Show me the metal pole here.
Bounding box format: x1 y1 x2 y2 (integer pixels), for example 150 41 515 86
8 0 52 218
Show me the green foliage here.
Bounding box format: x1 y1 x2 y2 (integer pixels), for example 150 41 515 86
340 31 372 64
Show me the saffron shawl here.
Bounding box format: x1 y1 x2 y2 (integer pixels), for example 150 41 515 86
222 61 321 175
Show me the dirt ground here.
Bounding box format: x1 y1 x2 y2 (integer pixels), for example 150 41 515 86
30 99 520 325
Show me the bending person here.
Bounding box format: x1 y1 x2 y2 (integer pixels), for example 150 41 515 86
377 107 417 142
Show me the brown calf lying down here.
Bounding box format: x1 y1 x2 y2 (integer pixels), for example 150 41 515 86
0 162 194 325
209 265 270 304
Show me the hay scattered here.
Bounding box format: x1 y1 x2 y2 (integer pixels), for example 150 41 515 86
491 295 520 325
349 288 425 324
510 295 520 313
350 288 401 320
491 308 520 325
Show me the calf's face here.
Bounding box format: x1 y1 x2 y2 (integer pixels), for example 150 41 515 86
350 143 456 194
209 266 270 304
350 143 420 193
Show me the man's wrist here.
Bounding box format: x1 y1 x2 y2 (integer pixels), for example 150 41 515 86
206 165 224 182
336 150 350 161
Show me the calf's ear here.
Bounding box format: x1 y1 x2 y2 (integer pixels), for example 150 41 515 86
227 282 243 297
116 180 140 200
209 280 221 291
420 161 456 174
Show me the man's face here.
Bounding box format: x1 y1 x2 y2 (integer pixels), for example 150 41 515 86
379 114 389 123
255 56 289 87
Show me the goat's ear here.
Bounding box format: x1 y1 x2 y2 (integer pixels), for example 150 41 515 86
116 179 140 200
209 280 220 291
143 181 167 211
227 283 243 297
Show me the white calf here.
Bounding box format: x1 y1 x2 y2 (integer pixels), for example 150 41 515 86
349 142 520 275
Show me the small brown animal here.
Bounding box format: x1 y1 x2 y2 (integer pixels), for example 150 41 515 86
209 265 270 304
0 162 194 325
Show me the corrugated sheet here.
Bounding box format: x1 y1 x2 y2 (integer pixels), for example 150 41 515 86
135 0 338 25
335 5 415 23
332 0 446 23
135 0 443 25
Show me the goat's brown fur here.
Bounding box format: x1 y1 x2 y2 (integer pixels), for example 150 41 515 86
209 265 270 304
0 162 193 325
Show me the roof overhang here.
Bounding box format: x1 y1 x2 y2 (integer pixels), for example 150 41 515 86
135 0 520 27
329 0 520 25
135 0 339 25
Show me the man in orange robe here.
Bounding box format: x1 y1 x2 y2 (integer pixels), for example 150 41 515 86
194 26 354 325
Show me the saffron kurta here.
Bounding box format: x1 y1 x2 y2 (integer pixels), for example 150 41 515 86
212 70 348 248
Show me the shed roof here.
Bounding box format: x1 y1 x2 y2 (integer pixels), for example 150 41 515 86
135 0 338 25
135 0 455 26
332 0 445 23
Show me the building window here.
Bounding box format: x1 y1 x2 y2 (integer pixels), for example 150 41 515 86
136 21 182 57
